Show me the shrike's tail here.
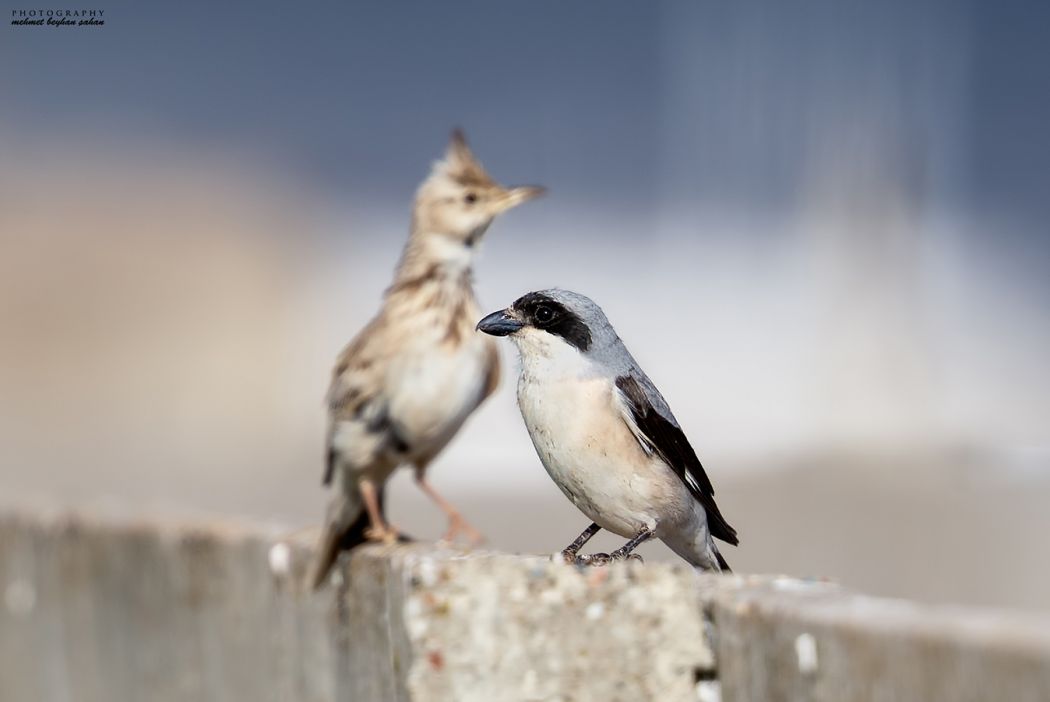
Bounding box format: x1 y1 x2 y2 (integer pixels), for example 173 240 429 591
663 528 733 573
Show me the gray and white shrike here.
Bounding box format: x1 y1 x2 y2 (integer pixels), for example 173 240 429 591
477 289 738 571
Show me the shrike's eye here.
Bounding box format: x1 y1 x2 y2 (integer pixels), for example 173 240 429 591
464 192 478 204
534 306 554 324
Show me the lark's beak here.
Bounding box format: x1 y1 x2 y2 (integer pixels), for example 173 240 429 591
476 309 524 336
491 185 546 213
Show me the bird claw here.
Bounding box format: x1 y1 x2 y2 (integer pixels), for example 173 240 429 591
441 514 485 546
364 525 400 545
567 552 644 567
578 552 613 566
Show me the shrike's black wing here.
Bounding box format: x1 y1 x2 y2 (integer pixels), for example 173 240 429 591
615 374 739 546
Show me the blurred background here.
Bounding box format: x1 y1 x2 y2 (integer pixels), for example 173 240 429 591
2 0 1048 611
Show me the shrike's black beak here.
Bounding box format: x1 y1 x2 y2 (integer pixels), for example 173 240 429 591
476 309 524 336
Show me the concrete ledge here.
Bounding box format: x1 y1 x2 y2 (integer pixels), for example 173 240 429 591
0 510 333 702
342 544 712 702
2 510 1049 702
706 578 1050 702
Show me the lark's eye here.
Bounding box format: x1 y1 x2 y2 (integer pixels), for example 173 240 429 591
464 192 478 204
534 305 555 324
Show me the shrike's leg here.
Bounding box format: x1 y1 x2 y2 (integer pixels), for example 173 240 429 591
414 467 484 545
360 478 398 544
579 527 654 567
609 526 655 561
560 522 601 564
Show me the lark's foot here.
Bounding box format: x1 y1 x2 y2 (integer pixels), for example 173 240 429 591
414 470 485 546
364 524 400 545
440 513 485 546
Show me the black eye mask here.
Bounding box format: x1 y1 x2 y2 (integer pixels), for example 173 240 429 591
513 293 592 352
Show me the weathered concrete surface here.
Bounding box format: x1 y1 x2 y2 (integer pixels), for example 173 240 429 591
3 509 1050 702
702 577 1050 702
0 510 711 702
356 546 712 702
0 510 334 702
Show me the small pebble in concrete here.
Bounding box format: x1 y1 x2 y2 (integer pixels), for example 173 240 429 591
267 542 291 577
417 558 439 587
426 650 445 671
405 598 429 639
696 680 721 702
794 632 819 674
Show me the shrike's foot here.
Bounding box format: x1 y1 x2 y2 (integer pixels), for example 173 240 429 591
572 552 644 567
559 550 589 565
364 524 400 545
578 552 613 566
440 513 485 546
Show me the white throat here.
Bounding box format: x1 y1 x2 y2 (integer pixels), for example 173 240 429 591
419 232 475 274
511 328 594 383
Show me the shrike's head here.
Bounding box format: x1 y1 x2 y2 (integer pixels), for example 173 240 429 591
412 130 544 248
476 290 626 369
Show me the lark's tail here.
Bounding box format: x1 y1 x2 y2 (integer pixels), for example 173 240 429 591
309 487 414 589
309 491 372 590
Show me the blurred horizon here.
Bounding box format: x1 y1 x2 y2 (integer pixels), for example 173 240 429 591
2 0 1049 611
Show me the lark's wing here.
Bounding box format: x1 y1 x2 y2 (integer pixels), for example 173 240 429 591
323 317 395 486
314 315 410 589
480 340 501 403
615 374 738 546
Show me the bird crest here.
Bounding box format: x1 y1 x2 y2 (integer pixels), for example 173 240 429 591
431 129 497 188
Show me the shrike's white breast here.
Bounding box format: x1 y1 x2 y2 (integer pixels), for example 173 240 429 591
513 330 687 538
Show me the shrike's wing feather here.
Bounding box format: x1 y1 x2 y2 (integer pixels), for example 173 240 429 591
615 374 739 546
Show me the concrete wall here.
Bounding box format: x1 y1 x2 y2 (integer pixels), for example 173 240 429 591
2 510 1048 702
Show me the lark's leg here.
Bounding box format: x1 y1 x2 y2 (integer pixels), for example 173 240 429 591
360 478 399 544
414 467 484 545
560 522 601 564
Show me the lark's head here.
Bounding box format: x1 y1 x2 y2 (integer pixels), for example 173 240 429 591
412 130 545 248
